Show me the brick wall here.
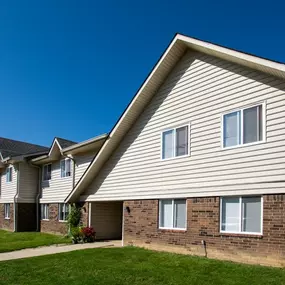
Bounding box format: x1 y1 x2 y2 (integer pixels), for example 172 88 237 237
123 195 285 267
40 204 68 235
40 203 89 235
0 203 14 231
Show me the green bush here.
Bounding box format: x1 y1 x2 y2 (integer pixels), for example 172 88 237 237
67 204 83 243
70 226 83 244
67 204 82 228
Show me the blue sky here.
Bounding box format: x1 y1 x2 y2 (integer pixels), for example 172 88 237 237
0 0 284 147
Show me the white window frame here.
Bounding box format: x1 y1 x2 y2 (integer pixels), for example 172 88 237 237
221 102 266 150
159 199 187 230
6 167 12 183
220 196 263 236
41 204 49 220
4 204 10 219
58 203 69 222
161 123 190 160
60 158 71 178
42 164 52 181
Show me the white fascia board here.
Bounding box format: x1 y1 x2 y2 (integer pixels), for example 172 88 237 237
62 133 108 154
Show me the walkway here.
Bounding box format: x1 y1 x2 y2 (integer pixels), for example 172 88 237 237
0 240 122 262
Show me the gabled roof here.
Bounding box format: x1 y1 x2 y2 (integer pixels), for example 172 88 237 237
31 134 107 164
56 137 77 149
31 137 76 163
0 137 49 160
65 33 285 202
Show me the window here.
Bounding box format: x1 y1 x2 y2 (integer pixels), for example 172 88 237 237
220 196 262 234
60 159 71 178
162 125 189 159
223 104 264 148
41 204 49 220
58 203 69 221
43 164 52 181
6 167 12 183
159 199 186 229
4 204 10 219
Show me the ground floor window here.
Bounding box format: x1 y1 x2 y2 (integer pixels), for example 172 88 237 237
159 199 186 230
41 204 49 220
58 203 69 221
4 204 10 219
220 196 262 234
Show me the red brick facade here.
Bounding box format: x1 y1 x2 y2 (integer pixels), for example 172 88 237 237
123 195 285 267
40 204 68 235
0 203 14 231
40 202 89 235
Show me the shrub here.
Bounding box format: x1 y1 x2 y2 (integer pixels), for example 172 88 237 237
70 226 83 244
67 204 83 243
67 204 82 228
81 227 96 243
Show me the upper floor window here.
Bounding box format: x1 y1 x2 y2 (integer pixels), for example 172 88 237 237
220 196 262 235
6 167 12 183
159 199 186 230
223 104 264 148
41 204 49 220
58 203 69 221
43 164 52 181
162 125 189 160
4 203 10 219
60 159 71 178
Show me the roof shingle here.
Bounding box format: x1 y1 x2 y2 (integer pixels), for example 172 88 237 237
0 137 49 159
56 137 77 149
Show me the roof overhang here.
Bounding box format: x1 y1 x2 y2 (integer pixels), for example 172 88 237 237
31 138 62 164
62 133 108 155
31 134 108 165
62 33 285 202
1 151 49 164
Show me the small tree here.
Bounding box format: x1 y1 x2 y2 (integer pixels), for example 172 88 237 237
67 203 82 243
67 203 82 228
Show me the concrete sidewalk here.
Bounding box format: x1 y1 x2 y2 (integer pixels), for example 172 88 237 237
0 240 122 262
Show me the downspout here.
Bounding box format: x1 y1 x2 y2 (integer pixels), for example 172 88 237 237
13 163 20 232
29 161 42 232
61 153 76 234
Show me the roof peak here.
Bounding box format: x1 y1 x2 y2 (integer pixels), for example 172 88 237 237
175 33 285 65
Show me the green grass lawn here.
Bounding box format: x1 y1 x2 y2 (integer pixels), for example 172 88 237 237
0 247 284 285
0 230 70 253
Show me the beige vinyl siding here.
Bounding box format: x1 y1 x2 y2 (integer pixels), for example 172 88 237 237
90 202 122 239
75 154 94 184
0 164 18 203
40 160 74 203
18 162 38 203
83 50 285 201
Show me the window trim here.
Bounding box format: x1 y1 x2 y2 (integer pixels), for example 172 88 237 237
6 167 12 183
41 204 49 221
158 199 187 230
42 164 52 182
220 196 263 236
58 203 69 222
4 203 10 219
60 158 72 178
221 102 266 150
161 123 190 161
